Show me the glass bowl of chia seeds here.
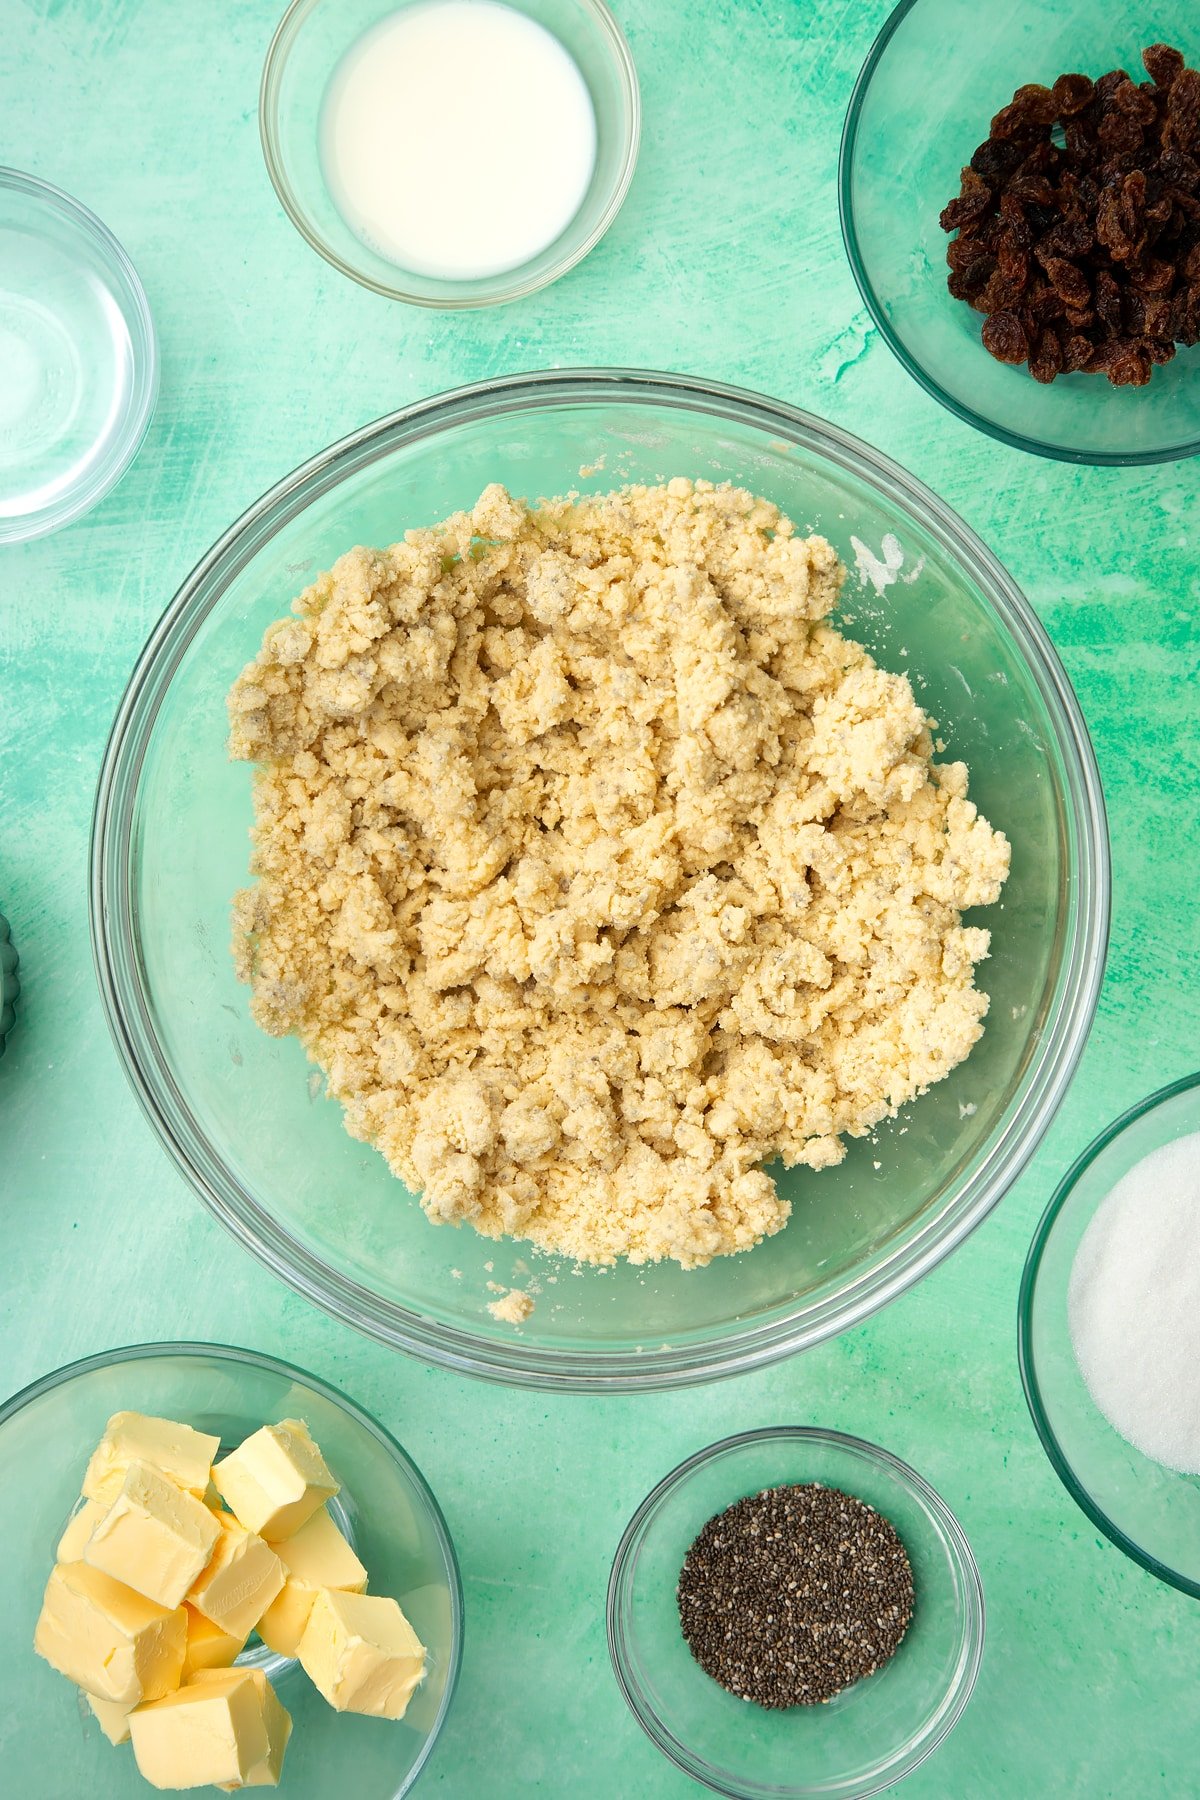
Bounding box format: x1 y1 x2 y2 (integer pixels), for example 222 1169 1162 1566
1019 1070 1200 1597
607 1427 984 1799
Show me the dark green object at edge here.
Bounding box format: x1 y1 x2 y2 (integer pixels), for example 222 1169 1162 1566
0 911 19 1056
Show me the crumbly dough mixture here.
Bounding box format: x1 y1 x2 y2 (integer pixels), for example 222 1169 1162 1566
228 479 1009 1269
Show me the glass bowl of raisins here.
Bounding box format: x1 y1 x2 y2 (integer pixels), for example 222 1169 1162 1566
840 0 1200 463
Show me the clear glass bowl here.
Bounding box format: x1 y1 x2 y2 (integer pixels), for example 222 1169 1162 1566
1019 1072 1200 1595
607 1429 984 1799
90 369 1109 1391
839 0 1200 464
0 168 157 541
260 0 639 307
0 1341 462 1796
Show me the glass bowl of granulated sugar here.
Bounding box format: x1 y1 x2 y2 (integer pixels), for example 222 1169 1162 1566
1020 1070 1200 1596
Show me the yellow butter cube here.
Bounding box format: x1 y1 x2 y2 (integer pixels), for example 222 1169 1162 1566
181 1603 246 1676
86 1690 136 1745
188 1513 284 1641
257 1506 367 1657
57 1498 107 1563
34 1562 186 1705
192 1670 293 1791
83 1412 220 1508
130 1667 291 1792
298 1589 426 1720
214 1419 337 1541
255 1581 314 1660
85 1461 221 1609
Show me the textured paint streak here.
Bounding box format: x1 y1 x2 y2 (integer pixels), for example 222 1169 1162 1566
2 2 1200 1797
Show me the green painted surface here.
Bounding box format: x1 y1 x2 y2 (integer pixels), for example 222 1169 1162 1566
2 1 1199 1794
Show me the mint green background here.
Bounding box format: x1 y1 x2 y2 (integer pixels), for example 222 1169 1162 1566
2 2 1199 1795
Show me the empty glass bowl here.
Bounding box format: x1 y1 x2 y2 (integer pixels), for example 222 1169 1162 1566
607 1429 984 1799
1019 1072 1200 1594
0 1341 462 1797
840 0 1200 463
91 370 1108 1390
260 0 639 306
0 168 157 540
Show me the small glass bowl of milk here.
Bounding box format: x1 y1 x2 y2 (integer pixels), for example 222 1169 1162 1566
261 0 639 307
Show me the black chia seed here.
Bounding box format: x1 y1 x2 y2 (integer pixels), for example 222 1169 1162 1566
676 1482 915 1708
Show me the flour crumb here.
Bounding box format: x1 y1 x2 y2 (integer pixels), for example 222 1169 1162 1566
487 1288 535 1324
850 532 906 595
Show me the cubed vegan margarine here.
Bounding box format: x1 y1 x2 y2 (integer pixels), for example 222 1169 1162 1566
186 1512 285 1641
85 1461 220 1609
37 1408 427 1790
86 1690 137 1745
299 1589 427 1720
83 1412 220 1507
129 1666 291 1793
35 1561 186 1704
214 1418 338 1540
257 1504 368 1657
56 1497 106 1563
181 1603 246 1677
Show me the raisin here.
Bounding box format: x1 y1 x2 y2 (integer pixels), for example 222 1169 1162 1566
1063 333 1094 371
1130 255 1174 292
997 240 1031 287
1144 44 1185 90
1052 72 1095 116
970 139 1026 185
1144 336 1176 364
1029 287 1067 324
1095 70 1132 104
1064 119 1097 162
1028 328 1065 382
981 309 1029 363
1166 68 1200 147
1039 216 1095 258
977 270 1026 314
1094 267 1123 328
1121 289 1148 333
1112 78 1158 126
1038 254 1091 307
1096 172 1148 261
1141 293 1174 337
1160 148 1200 186
1097 111 1144 157
991 97 1048 140
940 183 992 232
1106 343 1153 385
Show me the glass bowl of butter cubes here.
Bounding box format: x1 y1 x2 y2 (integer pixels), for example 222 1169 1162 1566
0 1341 462 1795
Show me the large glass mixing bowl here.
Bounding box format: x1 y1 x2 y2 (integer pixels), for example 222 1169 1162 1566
90 371 1109 1390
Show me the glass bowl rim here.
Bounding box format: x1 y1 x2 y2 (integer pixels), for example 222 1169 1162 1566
0 164 159 543
837 0 1200 468
1017 1067 1200 1598
605 1425 986 1800
89 365 1110 1393
258 0 641 309
0 1337 465 1795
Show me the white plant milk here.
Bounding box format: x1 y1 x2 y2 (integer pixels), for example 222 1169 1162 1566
321 0 598 280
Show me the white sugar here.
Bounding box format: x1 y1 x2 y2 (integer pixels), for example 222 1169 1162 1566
1068 1130 1200 1474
